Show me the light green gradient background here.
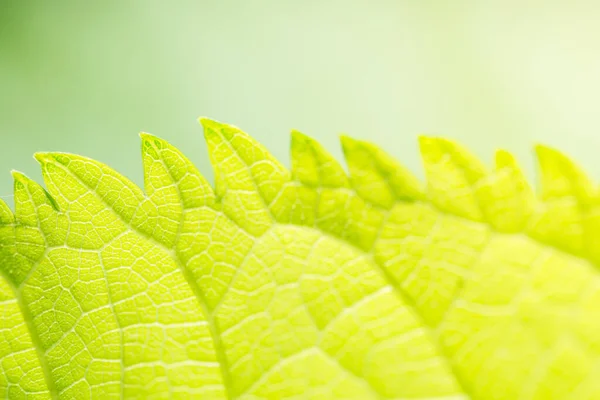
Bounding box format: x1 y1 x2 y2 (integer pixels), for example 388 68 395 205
2 1 600 204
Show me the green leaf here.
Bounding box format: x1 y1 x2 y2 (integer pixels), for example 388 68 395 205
1 119 600 399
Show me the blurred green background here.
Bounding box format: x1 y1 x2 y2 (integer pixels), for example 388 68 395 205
2 1 600 205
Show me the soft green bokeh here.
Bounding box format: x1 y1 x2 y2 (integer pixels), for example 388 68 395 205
2 1 600 202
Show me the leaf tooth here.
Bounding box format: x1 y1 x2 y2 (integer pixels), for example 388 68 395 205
474 149 534 232
201 118 290 200
419 136 487 221
9 171 52 285
341 135 423 209
0 198 14 225
494 149 531 189
0 197 17 282
493 148 534 223
34 152 146 222
531 145 600 257
201 118 289 236
494 149 518 170
34 152 165 247
12 170 59 226
290 130 349 189
140 132 215 208
420 136 487 184
535 144 597 203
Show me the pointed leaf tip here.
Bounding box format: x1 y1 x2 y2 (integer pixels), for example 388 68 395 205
201 118 289 235
34 152 72 167
139 132 156 140
419 135 488 221
534 144 583 176
11 170 60 214
140 130 214 212
290 130 348 189
290 129 311 144
534 143 597 203
339 134 356 148
11 170 30 195
198 116 215 125
290 130 319 152
418 135 445 149
535 144 563 164
340 134 422 207
33 152 49 164
475 148 534 232
495 149 517 169
140 133 165 155
200 117 236 134
339 135 361 161
290 130 324 158
10 170 26 181
418 135 455 166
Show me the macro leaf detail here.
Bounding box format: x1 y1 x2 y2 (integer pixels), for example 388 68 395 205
0 119 599 399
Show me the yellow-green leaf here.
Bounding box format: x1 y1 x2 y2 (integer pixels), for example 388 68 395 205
1 119 599 399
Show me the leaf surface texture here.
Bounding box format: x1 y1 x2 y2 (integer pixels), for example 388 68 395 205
0 120 599 399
